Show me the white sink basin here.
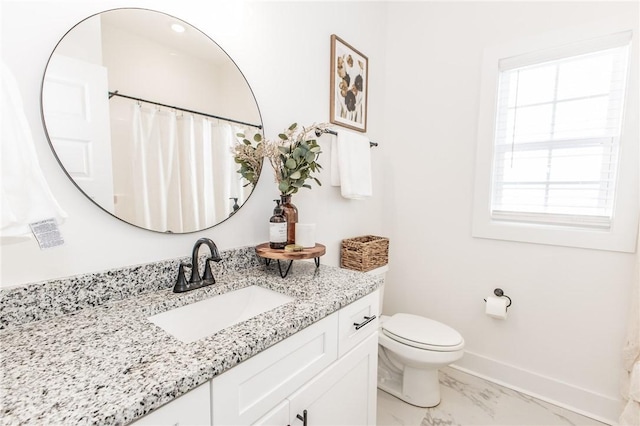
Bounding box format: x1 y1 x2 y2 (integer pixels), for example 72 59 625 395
148 285 294 343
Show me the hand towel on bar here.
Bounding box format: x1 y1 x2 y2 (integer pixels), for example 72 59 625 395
1 61 67 241
330 130 372 199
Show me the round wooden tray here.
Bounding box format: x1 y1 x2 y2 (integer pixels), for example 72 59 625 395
255 243 326 260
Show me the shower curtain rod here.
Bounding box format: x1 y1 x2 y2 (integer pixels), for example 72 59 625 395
108 90 263 130
315 128 378 147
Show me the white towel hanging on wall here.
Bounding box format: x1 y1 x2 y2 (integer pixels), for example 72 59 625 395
1 61 67 242
330 130 373 199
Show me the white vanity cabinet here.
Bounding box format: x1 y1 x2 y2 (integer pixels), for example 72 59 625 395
212 290 380 426
132 290 379 426
284 333 378 426
130 382 210 426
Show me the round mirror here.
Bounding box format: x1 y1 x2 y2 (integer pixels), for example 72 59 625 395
41 8 263 233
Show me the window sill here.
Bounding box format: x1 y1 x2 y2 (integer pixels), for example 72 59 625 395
471 215 638 253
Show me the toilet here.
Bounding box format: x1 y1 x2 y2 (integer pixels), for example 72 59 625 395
377 313 464 407
368 267 465 408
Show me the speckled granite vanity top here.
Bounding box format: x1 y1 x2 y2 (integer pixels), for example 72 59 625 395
0 247 381 425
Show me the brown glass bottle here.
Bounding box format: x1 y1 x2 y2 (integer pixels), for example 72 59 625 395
279 194 298 245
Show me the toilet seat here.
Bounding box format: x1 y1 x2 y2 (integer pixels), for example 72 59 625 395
382 313 464 352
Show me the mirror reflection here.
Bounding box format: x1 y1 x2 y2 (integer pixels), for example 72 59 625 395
41 8 263 233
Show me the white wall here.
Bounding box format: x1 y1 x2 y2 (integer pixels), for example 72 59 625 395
0 0 388 286
381 1 638 422
53 13 103 65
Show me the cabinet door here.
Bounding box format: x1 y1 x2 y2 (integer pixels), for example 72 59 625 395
130 382 210 426
211 313 338 425
253 400 289 426
288 333 378 426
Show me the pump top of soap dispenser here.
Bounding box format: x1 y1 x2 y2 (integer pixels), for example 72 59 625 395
273 199 283 215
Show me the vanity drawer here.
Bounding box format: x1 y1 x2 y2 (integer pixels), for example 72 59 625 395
210 312 338 425
338 290 379 357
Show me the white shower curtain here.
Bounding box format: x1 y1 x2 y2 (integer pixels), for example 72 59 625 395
620 134 640 424
130 105 246 232
131 105 181 232
176 114 201 231
620 222 640 424
210 122 250 220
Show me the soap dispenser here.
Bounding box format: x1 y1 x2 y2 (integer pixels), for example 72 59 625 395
269 199 287 249
228 197 240 217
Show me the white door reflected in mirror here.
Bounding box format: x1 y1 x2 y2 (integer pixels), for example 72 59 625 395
43 55 114 212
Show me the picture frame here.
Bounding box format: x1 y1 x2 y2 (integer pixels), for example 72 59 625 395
330 34 368 132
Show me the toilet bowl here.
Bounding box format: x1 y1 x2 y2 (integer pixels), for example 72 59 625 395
364 266 464 408
377 313 464 408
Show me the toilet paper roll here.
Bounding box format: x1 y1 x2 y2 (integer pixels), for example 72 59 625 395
485 296 508 319
295 223 316 248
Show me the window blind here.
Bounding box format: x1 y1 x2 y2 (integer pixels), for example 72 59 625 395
490 31 631 229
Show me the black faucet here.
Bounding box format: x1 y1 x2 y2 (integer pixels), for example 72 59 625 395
173 238 223 293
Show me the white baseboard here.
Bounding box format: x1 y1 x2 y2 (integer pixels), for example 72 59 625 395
451 351 622 425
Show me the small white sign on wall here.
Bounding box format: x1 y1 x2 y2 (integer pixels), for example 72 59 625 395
29 218 64 249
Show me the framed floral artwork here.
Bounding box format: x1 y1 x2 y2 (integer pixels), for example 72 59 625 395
330 34 368 132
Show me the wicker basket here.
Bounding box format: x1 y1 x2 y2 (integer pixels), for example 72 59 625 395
340 235 389 272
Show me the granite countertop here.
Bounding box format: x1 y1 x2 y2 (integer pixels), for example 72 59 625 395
0 261 381 425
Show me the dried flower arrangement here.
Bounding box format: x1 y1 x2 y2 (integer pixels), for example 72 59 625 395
232 130 264 187
234 122 327 195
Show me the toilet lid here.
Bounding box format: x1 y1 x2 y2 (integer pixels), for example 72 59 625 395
382 313 464 351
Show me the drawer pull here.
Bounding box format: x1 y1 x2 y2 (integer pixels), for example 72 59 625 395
296 409 308 426
354 315 377 330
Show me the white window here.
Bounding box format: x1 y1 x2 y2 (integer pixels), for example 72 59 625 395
473 28 638 252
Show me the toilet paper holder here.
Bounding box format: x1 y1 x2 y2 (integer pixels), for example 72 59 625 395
484 288 512 309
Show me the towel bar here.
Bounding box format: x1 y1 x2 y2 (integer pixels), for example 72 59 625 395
315 128 378 147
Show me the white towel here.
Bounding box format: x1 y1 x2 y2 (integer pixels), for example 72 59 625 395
1 61 67 242
330 130 372 199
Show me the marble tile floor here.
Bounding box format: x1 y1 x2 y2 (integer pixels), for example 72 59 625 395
376 367 608 426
